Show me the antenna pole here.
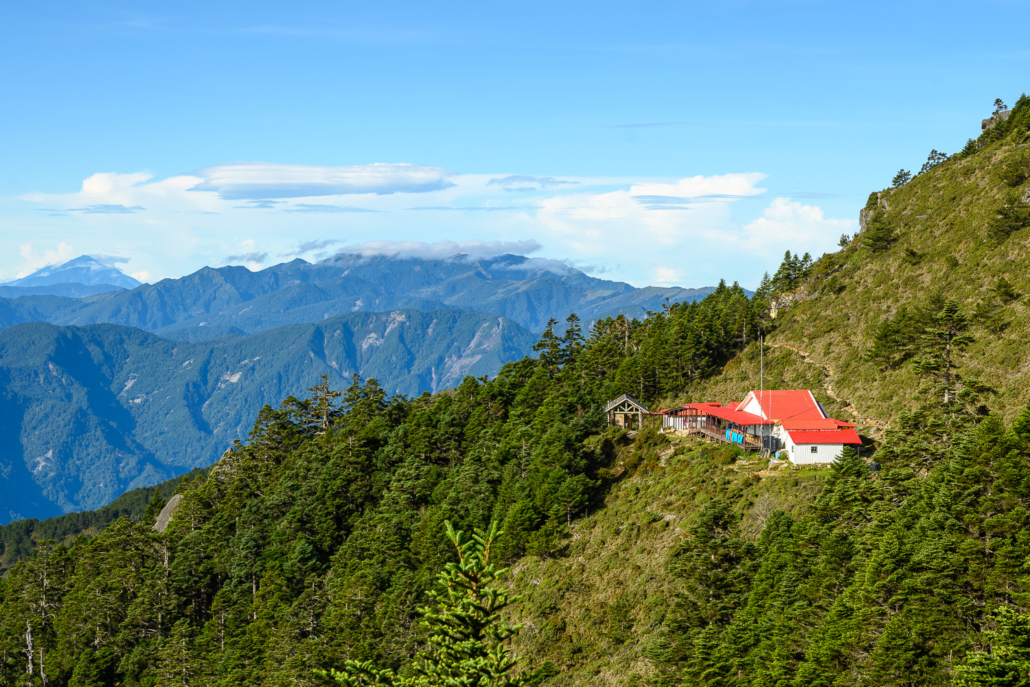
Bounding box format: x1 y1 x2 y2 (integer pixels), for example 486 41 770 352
760 330 765 449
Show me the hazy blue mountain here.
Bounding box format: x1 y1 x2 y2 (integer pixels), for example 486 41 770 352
0 283 125 298
0 252 727 523
0 309 534 523
3 255 142 289
0 253 723 335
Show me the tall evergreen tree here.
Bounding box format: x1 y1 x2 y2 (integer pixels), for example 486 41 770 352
318 521 530 687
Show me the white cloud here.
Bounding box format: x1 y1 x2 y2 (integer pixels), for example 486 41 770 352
131 271 152 283
16 242 74 278
332 239 542 262
630 172 768 201
653 266 681 284
7 165 855 289
741 197 856 252
190 162 456 199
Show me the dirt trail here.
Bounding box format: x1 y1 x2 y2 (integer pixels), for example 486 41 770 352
766 341 887 433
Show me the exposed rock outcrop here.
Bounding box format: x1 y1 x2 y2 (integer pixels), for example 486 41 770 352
154 494 182 533
982 109 1012 131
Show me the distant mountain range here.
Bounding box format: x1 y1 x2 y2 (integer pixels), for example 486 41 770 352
0 251 729 523
0 253 721 335
1 255 142 296
0 310 534 523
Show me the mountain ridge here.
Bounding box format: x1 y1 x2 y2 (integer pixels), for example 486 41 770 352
0 253 726 336
0 308 536 522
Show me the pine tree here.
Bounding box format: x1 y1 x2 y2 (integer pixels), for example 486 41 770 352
145 487 165 525
891 169 911 188
866 306 923 370
560 313 584 368
755 271 772 298
919 149 950 175
155 620 199 687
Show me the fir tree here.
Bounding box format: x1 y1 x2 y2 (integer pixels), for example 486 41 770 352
861 216 897 252
910 299 974 406
955 606 1030 686
318 521 530 687
532 318 563 376
309 373 344 434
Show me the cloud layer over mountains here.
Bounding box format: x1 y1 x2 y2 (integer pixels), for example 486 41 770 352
11 162 856 289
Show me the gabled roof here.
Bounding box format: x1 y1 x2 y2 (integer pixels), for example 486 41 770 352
780 419 841 431
832 419 858 428
683 403 775 426
787 429 861 445
745 390 827 421
603 394 650 413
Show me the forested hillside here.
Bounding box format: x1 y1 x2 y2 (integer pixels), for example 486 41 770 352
0 309 534 522
0 284 768 686
3 97 1030 687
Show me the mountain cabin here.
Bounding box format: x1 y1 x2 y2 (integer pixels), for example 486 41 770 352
609 389 861 464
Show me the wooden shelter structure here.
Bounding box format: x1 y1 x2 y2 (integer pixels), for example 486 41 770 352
604 394 650 430
657 402 775 452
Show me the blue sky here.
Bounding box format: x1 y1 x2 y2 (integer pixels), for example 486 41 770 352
2 1 1027 288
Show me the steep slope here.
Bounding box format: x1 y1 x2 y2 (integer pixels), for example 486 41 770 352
691 97 1030 431
0 309 535 521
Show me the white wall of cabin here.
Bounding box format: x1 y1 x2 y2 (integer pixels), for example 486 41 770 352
785 435 845 464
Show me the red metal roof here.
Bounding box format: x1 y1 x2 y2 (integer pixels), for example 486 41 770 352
683 403 775 426
780 419 841 431
724 402 740 411
746 390 826 421
787 429 861 445
832 419 857 428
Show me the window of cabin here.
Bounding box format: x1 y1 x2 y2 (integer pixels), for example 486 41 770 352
810 445 818 454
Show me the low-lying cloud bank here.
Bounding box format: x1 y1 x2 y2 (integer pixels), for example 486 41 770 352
329 239 543 262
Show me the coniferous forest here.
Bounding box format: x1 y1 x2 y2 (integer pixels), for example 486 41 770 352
3 274 1030 685
3 96 1030 687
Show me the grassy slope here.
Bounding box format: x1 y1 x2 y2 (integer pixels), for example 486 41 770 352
504 435 826 687
786 141 1030 425
667 110 1030 433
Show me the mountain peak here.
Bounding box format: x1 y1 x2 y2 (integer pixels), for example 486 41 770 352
4 255 142 289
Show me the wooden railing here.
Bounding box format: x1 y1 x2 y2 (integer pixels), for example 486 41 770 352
685 426 764 450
